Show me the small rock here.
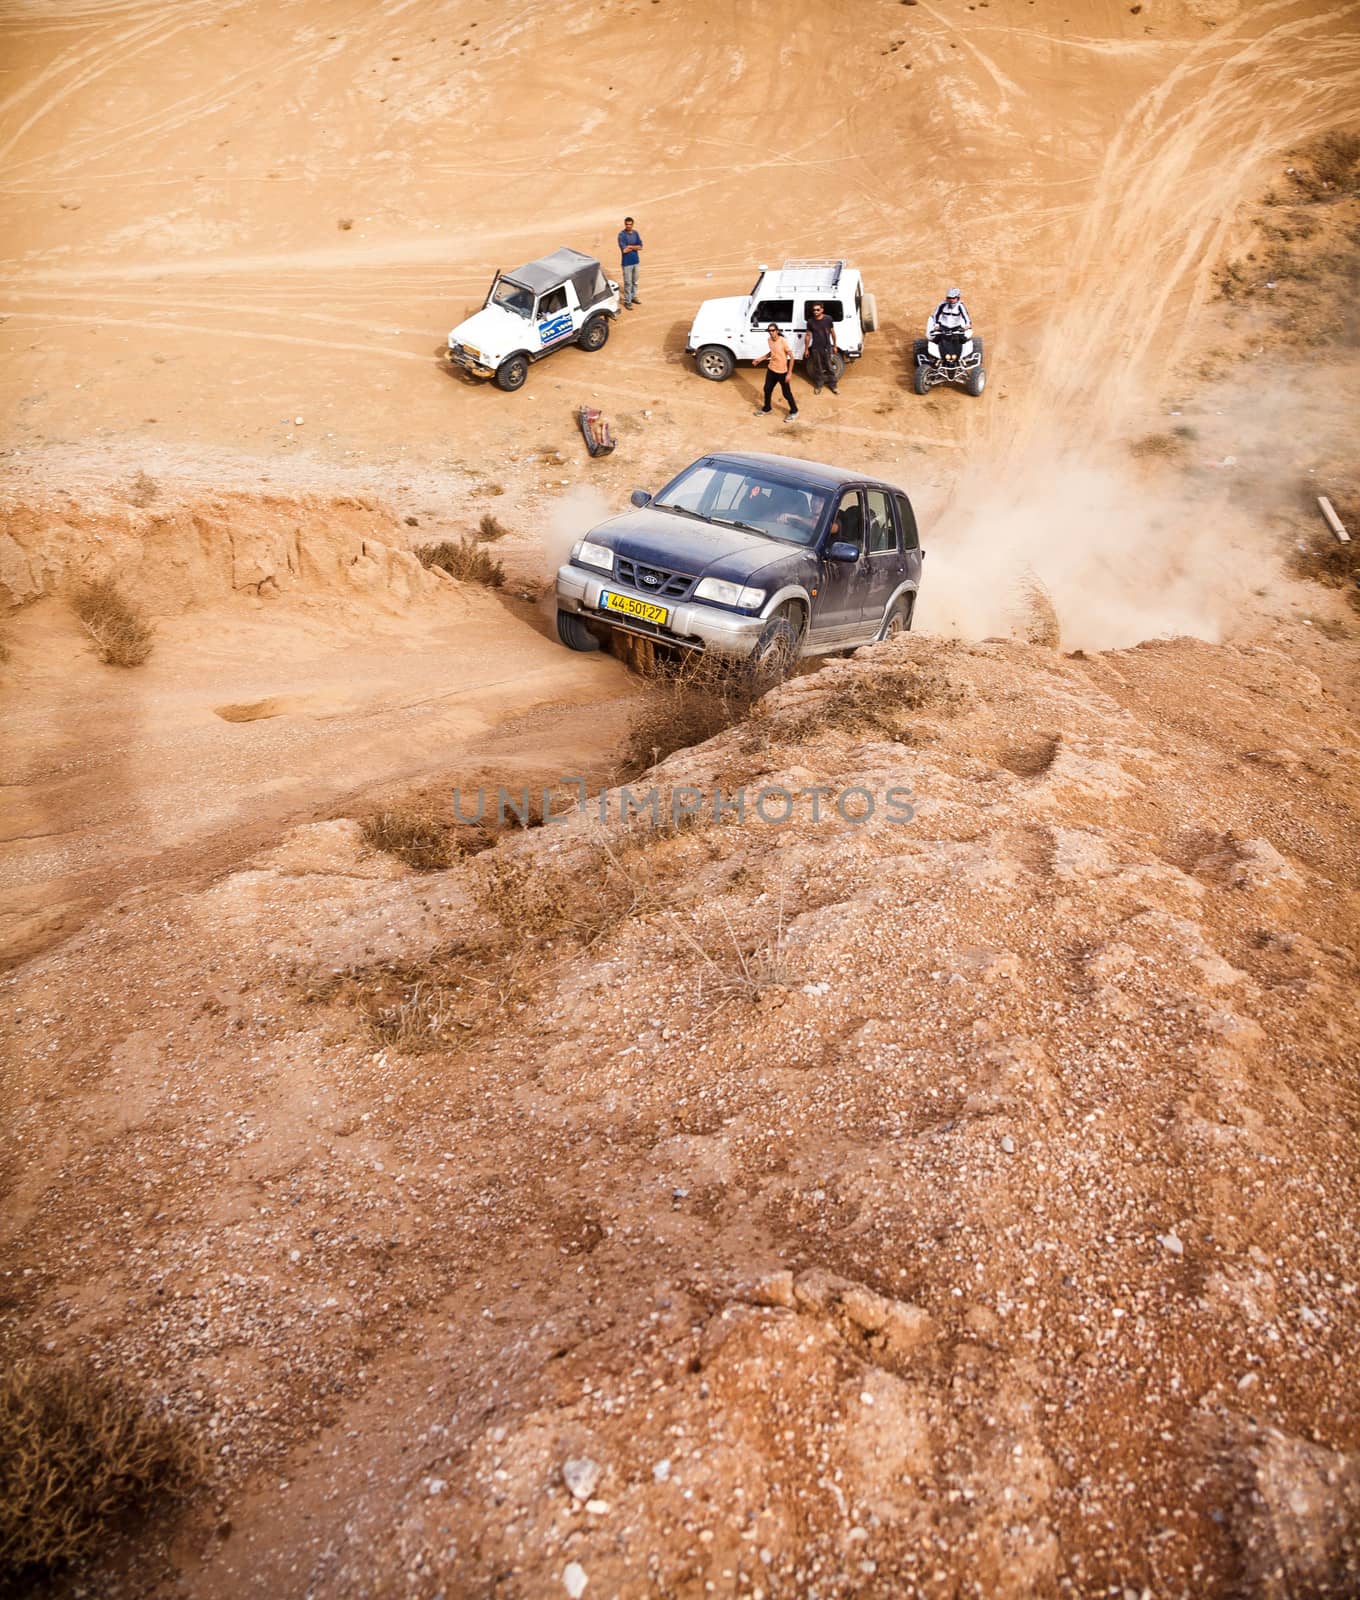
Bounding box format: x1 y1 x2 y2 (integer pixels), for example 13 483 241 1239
294 415 305 425
584 1498 610 1515
1000 1135 1016 1154
652 1457 671 1483
740 1269 795 1309
1158 1232 1185 1257
425 1477 446 1496
563 1562 588 1598
562 1456 601 1502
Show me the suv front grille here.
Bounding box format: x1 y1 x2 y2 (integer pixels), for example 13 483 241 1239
616 558 694 599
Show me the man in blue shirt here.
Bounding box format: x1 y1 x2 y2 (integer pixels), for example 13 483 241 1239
617 217 642 309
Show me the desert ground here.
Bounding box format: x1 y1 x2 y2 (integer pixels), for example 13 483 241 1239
2 0 1359 1596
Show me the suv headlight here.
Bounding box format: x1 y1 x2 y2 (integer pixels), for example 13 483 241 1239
693 577 766 610
574 539 614 574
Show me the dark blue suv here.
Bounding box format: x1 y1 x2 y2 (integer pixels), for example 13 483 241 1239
555 452 923 672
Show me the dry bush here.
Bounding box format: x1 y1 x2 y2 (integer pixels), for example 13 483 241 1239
1021 574 1062 648
1291 504 1360 612
1291 130 1360 199
126 470 160 507
667 888 797 1005
477 839 661 947
623 655 760 777
361 807 460 871
337 217 354 230
71 578 154 667
416 538 505 588
318 836 669 1051
1129 431 1185 459
0 1358 200 1583
780 655 960 741
476 512 508 542
316 939 535 1051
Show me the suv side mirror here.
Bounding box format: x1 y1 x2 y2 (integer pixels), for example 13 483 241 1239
826 541 859 563
630 489 652 508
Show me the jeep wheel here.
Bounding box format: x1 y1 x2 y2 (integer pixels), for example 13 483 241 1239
556 609 600 652
495 354 529 392
746 612 803 687
913 364 930 396
880 594 915 640
966 367 987 397
862 293 879 333
696 345 735 382
578 316 609 353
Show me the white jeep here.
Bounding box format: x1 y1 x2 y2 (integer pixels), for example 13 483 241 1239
685 259 877 384
446 247 620 392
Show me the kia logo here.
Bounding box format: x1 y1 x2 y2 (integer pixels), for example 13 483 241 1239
641 573 660 586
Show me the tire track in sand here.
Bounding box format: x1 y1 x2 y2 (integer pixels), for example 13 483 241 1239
1013 0 1360 453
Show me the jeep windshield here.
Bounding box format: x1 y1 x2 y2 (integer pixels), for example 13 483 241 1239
653 462 827 546
491 278 534 317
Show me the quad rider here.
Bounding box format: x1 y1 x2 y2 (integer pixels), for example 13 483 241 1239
927 286 972 361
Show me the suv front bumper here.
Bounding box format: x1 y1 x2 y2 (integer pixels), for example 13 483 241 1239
447 343 495 379
556 564 766 658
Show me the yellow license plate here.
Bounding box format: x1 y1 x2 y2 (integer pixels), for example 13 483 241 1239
602 591 668 626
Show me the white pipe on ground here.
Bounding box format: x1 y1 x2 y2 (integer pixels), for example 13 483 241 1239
1318 496 1350 543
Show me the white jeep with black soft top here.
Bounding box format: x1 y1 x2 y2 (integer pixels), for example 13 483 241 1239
446 247 620 392
685 259 877 384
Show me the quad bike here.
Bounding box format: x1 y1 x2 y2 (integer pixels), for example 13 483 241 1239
912 328 986 396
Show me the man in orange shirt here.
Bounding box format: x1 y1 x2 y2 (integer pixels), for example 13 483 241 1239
752 323 800 422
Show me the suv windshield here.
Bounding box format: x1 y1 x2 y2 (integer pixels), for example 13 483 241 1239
491 278 533 317
654 462 828 546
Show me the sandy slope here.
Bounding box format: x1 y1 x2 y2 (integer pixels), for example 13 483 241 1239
5 627 1359 1599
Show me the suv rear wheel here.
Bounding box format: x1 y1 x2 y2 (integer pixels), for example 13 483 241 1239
578 316 609 352
881 594 915 640
696 345 735 382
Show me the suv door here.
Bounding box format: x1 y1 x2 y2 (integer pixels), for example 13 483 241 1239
893 490 923 595
858 487 902 637
749 296 794 359
535 284 575 349
813 488 866 641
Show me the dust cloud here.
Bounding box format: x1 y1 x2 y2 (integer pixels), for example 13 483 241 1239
920 451 1280 652
540 485 613 579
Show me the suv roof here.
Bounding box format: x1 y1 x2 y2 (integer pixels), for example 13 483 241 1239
707 451 893 492
506 246 602 292
756 258 854 292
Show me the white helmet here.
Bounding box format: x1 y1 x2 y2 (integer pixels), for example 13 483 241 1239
946 286 961 299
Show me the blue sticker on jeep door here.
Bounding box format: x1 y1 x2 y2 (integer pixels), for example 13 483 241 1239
538 311 574 344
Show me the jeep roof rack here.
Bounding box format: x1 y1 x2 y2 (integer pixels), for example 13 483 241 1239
778 257 845 290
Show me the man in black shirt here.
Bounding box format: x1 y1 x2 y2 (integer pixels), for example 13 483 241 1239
805 302 839 395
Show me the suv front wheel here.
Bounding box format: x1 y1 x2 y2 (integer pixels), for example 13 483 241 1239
745 611 803 686
695 346 735 382
556 610 600 651
495 354 529 391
